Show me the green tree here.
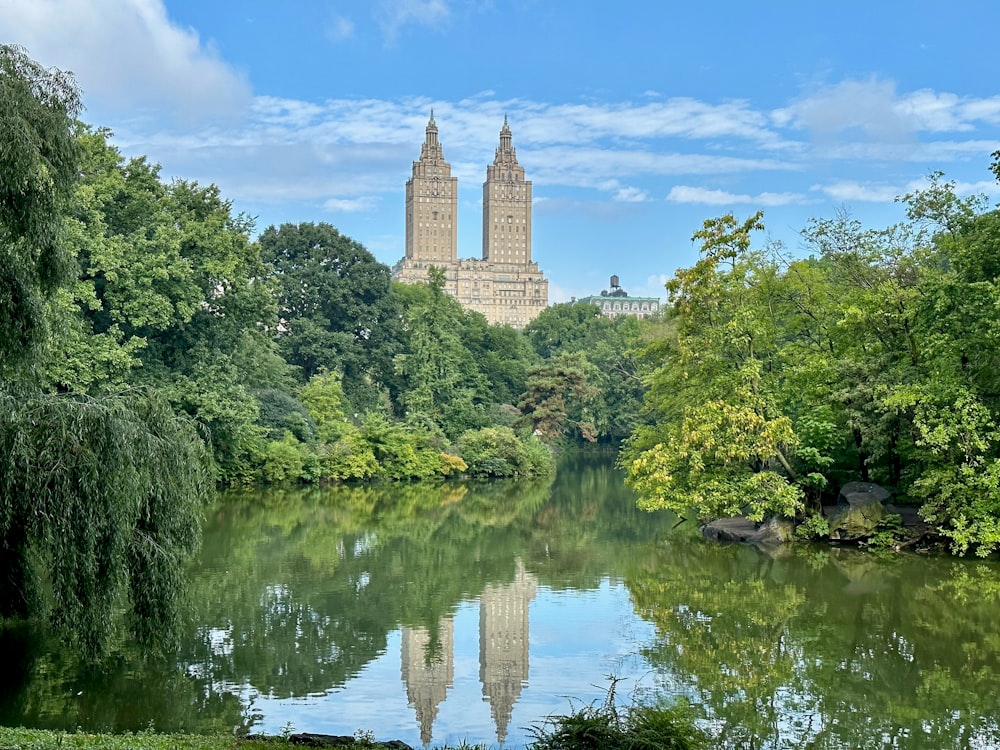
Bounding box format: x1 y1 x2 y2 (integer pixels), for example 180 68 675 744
257 222 402 413
523 301 608 359
0 48 212 654
393 267 492 438
0 388 211 655
524 303 649 443
623 213 803 521
300 370 351 443
462 312 537 407
517 351 601 443
457 426 553 478
0 44 81 372
41 127 288 481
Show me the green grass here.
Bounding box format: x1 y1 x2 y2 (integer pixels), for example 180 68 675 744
0 727 244 749
0 728 491 750
0 684 707 750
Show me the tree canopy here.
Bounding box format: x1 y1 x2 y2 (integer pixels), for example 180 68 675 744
622 170 1000 555
0 44 81 372
0 47 212 655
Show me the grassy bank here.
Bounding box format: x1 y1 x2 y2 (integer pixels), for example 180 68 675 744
0 692 709 750
0 729 490 750
0 696 707 749
0 727 244 749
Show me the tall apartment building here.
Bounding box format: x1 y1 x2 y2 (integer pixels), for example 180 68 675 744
392 114 548 328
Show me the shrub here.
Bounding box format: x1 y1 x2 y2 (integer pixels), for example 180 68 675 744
458 426 554 478
256 388 316 442
261 433 306 483
527 680 709 750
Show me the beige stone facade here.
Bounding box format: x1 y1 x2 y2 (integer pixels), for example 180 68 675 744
393 115 548 328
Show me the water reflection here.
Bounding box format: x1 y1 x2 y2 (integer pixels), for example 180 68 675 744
401 559 537 746
478 560 536 744
2 455 1000 749
401 619 453 746
630 542 1000 749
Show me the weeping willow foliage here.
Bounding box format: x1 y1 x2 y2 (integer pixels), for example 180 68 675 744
0 44 81 371
0 386 212 655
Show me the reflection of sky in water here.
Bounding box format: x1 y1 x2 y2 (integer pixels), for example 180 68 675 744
249 579 658 748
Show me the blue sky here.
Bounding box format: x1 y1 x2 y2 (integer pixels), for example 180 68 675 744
4 0 1000 302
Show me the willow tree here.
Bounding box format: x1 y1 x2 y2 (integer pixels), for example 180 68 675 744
0 44 81 370
0 389 211 653
0 45 211 654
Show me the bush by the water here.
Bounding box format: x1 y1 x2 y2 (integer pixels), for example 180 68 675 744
528 683 708 750
458 426 554 478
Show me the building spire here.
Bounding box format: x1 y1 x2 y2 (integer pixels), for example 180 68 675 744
495 115 514 164
424 110 439 150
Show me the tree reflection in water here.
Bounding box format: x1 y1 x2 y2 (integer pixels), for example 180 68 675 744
1 455 1000 749
627 541 1000 749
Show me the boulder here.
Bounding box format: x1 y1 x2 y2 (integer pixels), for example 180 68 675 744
828 482 894 541
839 481 891 506
702 517 757 543
249 734 414 749
701 516 795 546
747 516 796 546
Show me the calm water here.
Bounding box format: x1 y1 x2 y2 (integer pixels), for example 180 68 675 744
2 454 1000 748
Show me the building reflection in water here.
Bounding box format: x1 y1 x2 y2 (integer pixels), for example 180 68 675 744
400 558 539 746
400 618 455 746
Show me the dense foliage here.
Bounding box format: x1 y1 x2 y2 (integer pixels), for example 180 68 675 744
8 41 1000 666
622 173 1000 556
0 46 213 655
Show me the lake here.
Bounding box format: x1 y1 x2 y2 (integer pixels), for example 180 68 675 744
1 453 999 748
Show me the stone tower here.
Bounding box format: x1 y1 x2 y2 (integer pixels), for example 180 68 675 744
405 111 458 265
482 115 532 264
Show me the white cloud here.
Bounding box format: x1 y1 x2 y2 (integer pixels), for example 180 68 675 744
327 16 356 41
667 186 803 206
774 79 1000 143
773 78 912 142
950 179 1000 197
898 89 970 132
812 176 1000 205
510 99 784 147
376 0 451 43
596 180 651 202
961 96 1000 124
613 186 650 203
323 196 380 213
0 0 252 122
809 181 904 203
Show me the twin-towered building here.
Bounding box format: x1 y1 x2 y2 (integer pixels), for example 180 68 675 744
392 114 549 328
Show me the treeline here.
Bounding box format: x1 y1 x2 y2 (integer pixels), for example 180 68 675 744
621 168 1000 557
16 127 650 486
0 45 651 652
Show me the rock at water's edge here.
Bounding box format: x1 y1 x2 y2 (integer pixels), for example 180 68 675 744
838 481 891 506
701 516 794 546
828 482 895 541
